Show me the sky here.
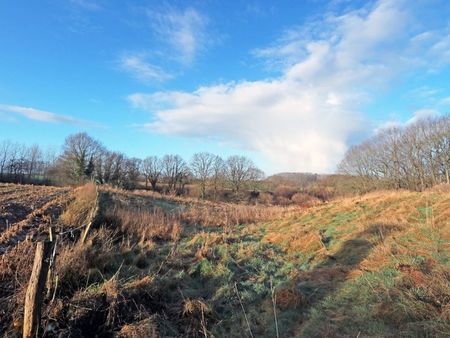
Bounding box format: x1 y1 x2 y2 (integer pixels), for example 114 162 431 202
0 0 450 174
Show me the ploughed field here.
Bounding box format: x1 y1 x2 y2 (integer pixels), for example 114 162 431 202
0 183 72 254
0 183 449 337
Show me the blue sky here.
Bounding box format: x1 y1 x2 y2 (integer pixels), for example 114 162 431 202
1 0 450 174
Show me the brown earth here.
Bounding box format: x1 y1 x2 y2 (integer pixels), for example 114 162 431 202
0 183 72 255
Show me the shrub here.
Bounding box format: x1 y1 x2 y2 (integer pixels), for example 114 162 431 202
274 185 297 199
257 192 273 205
274 195 292 206
291 192 321 207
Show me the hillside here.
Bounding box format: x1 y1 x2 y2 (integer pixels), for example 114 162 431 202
0 184 449 337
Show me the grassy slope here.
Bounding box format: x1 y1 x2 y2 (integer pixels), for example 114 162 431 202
261 189 450 337
4 186 448 337
96 188 449 337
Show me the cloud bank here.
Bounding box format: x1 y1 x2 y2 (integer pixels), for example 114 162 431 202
129 0 450 173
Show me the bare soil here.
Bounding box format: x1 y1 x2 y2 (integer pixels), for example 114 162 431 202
0 183 72 255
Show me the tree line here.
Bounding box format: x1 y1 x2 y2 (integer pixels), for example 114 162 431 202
0 132 264 196
339 114 450 191
0 141 58 184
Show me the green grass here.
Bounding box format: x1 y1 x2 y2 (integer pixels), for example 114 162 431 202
45 188 450 337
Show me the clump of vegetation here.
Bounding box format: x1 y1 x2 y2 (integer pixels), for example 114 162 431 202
60 182 97 227
104 205 181 241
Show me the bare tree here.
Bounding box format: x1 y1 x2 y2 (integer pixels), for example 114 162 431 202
226 155 256 193
0 140 12 179
26 144 42 179
211 155 226 200
142 156 163 190
339 113 450 191
162 154 189 192
191 152 215 198
59 132 102 182
111 152 125 186
123 157 142 189
248 166 265 192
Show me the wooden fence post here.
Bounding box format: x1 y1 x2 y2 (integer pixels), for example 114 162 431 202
23 241 52 338
46 227 58 300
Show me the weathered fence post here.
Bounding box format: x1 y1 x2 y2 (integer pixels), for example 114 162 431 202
23 241 52 338
46 227 58 300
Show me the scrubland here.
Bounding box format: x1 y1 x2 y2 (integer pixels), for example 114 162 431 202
0 183 449 337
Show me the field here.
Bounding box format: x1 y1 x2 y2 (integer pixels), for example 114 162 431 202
0 183 72 254
0 183 449 337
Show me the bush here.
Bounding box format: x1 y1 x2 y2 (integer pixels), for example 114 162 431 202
274 195 292 206
257 192 273 205
291 192 321 207
274 185 298 199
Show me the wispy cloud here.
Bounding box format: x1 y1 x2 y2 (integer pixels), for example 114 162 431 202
0 104 91 126
252 27 311 71
119 53 172 84
148 7 209 66
129 0 450 173
440 96 450 106
119 7 209 83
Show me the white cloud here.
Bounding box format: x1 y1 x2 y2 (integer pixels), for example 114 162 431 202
407 109 439 125
440 96 450 106
129 0 450 173
376 108 440 133
148 7 209 65
119 53 172 84
252 28 308 71
0 104 86 125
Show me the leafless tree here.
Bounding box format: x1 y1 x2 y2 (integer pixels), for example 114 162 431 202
59 132 102 181
0 140 12 179
142 156 163 190
162 154 189 192
123 157 142 189
211 155 226 200
339 113 450 191
191 152 216 198
248 166 265 192
26 144 42 179
226 155 256 193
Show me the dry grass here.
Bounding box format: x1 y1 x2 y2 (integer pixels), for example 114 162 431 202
116 318 158 338
2 183 449 337
0 240 35 331
275 282 307 309
180 203 289 227
60 182 97 227
104 205 181 241
260 188 450 337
